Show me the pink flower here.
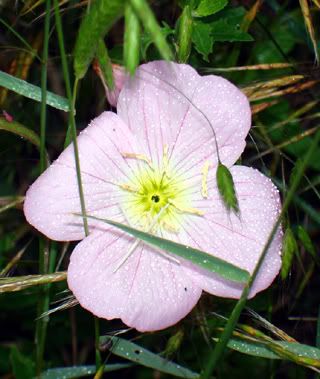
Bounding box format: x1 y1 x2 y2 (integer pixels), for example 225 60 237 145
24 61 282 332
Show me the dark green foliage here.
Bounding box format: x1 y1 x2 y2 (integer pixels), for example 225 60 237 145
0 1 320 378
124 3 141 75
74 0 126 79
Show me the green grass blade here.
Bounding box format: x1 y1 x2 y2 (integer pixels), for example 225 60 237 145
0 118 40 147
99 336 199 378
82 214 250 284
226 336 320 369
0 70 69 111
74 0 125 79
124 2 141 75
129 0 173 60
36 1 51 374
41 363 132 379
223 337 280 359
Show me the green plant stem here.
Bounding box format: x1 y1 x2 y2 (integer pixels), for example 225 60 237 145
53 0 88 236
124 2 141 75
94 317 102 370
36 0 51 375
201 129 320 379
53 0 98 370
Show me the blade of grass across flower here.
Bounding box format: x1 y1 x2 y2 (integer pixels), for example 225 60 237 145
129 0 173 60
73 0 125 79
41 363 132 379
124 2 141 75
80 214 250 284
99 336 199 378
0 71 69 111
0 118 40 148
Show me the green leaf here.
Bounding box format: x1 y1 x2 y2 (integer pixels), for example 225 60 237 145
216 163 239 213
177 5 193 63
124 2 141 75
10 346 35 379
100 336 199 378
74 0 125 79
0 70 69 111
0 118 40 148
281 228 297 280
82 214 250 283
41 363 132 379
130 0 173 60
210 18 253 42
192 21 213 61
194 0 228 17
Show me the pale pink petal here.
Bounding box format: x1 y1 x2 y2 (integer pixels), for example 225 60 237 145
67 229 202 332
174 166 282 299
24 112 142 241
117 61 251 172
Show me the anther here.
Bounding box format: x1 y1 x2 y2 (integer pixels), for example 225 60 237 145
201 160 210 198
121 152 153 169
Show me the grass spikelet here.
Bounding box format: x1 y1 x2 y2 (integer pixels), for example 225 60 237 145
216 163 239 213
0 272 67 293
281 228 298 280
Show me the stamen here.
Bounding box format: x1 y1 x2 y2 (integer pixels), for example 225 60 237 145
168 199 204 216
119 183 140 193
113 204 170 273
201 160 210 198
121 152 153 169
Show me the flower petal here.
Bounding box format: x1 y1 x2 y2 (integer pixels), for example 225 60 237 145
117 61 251 171
67 229 202 332
176 166 282 298
24 112 140 241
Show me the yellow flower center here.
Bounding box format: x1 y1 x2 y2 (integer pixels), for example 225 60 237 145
120 149 204 234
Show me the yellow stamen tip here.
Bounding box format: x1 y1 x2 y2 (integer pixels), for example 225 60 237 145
201 161 210 198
